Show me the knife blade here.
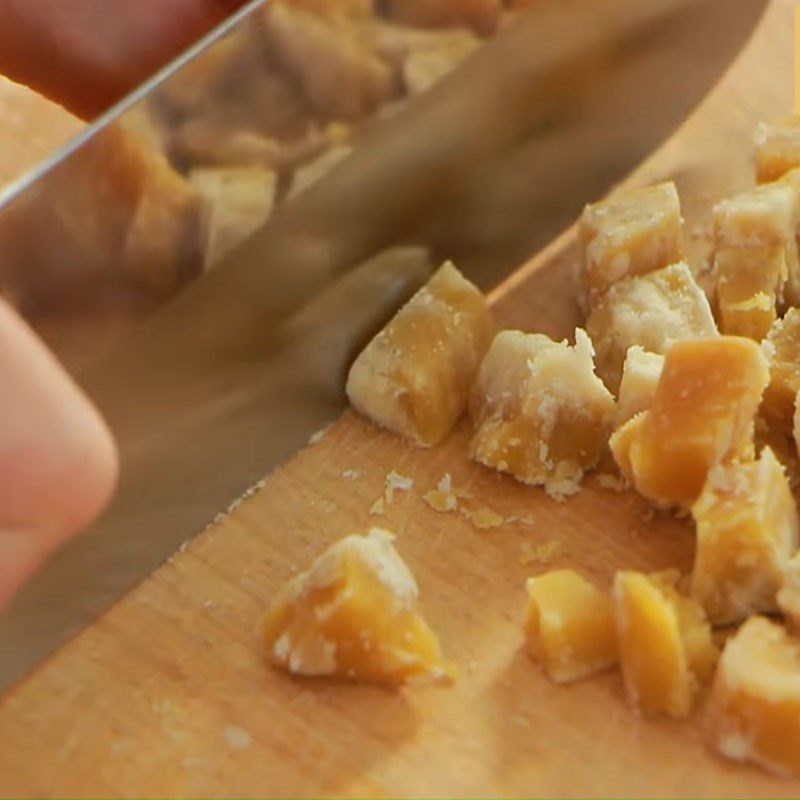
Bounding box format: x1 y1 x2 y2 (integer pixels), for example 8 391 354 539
0 0 759 691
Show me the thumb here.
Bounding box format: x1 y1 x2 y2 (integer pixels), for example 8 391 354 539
0 300 118 609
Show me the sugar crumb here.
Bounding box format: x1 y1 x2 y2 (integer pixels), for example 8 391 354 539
342 469 361 481
385 470 414 503
462 506 504 530
423 473 459 513
519 539 564 566
370 496 386 516
224 725 253 751
308 424 332 445
424 488 458 513
596 473 628 493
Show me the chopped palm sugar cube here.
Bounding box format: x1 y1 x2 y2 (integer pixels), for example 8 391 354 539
586 261 717 392
610 337 769 509
423 474 459 513
778 552 800 630
715 248 784 341
402 29 481 96
691 447 799 625
579 182 683 308
707 616 800 778
613 347 664 428
347 261 493 447
189 166 276 269
762 309 800 434
470 329 615 498
262 529 453 685
384 0 501 36
794 392 800 459
525 570 617 683
613 570 717 718
755 117 800 183
713 183 799 318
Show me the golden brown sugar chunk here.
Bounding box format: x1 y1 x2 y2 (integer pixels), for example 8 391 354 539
470 329 615 498
402 29 481 95
611 337 768 509
262 3 399 122
384 0 501 36
262 529 454 685
707 616 800 778
778 553 800 631
763 309 800 434
189 167 277 269
613 347 664 428
587 262 717 393
755 118 800 183
795 391 800 457
579 182 683 308
525 570 617 683
613 571 717 719
283 0 373 20
713 184 799 314
347 262 493 447
714 247 783 341
691 447 799 625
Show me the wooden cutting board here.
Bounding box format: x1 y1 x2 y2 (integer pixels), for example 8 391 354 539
1 2 799 797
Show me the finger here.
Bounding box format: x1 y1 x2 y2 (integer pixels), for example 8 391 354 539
0 300 118 609
0 0 248 119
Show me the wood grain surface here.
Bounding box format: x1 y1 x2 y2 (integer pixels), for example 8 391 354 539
1 1 799 797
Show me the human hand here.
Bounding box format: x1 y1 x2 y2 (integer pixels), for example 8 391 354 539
0 300 118 610
0 0 247 118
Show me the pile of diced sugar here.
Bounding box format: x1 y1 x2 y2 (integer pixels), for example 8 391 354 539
261 117 800 781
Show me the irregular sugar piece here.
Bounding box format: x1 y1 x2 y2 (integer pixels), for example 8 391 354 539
189 166 277 269
347 261 493 447
794 391 800 459
613 347 664 428
610 337 769 509
525 570 617 684
691 447 799 625
762 308 800 434
262 529 453 685
586 261 717 392
707 616 800 778
778 552 800 630
470 329 615 497
712 183 799 324
384 0 501 36
579 182 683 308
423 474 459 513
402 29 481 95
713 248 784 341
613 571 717 718
755 117 800 183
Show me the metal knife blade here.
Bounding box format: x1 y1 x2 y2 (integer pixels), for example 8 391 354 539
0 0 763 691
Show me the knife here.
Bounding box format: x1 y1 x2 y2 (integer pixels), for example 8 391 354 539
0 0 751 691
